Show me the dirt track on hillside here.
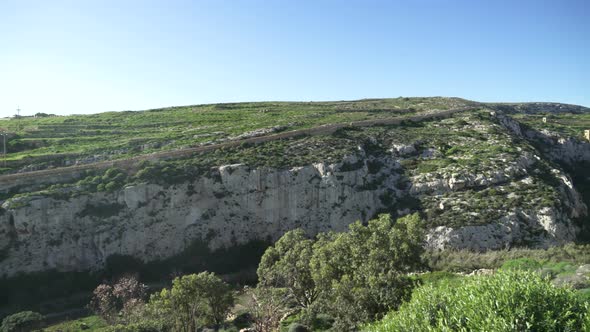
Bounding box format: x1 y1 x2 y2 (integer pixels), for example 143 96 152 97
0 107 474 184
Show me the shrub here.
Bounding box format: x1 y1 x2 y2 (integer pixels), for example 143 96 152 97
0 311 44 332
148 272 234 331
105 181 119 192
88 275 147 324
365 270 590 331
500 258 542 271
288 323 310 332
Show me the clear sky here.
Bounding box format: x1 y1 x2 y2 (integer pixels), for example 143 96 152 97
0 0 588 117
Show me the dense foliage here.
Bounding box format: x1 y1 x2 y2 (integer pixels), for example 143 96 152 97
89 275 147 325
0 311 43 332
365 270 590 332
426 243 590 272
257 229 318 308
258 213 425 331
147 272 234 331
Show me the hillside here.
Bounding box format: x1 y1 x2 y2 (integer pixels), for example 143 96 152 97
0 97 474 175
1 97 590 318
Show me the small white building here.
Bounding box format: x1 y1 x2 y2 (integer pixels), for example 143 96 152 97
585 129 590 141
542 117 547 123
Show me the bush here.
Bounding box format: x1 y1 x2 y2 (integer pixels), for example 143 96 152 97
500 258 542 271
425 243 590 272
88 275 147 324
1 311 44 332
148 272 234 331
288 323 310 332
365 270 590 331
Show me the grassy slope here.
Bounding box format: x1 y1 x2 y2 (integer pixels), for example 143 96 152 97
512 112 590 139
0 97 473 174
42 315 107 332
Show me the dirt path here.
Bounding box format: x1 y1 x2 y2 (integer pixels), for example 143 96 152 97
0 107 474 186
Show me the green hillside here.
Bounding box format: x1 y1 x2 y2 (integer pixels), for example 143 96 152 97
0 97 474 175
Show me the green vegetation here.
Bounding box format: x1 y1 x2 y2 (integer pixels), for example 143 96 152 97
4 100 590 331
42 315 107 332
4 109 567 233
84 272 234 332
37 240 590 331
0 97 473 174
150 272 234 330
0 311 43 332
365 271 590 331
426 243 590 272
257 213 425 331
0 239 268 322
513 112 590 139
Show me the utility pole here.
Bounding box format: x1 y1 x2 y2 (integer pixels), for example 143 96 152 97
16 106 21 131
1 132 6 168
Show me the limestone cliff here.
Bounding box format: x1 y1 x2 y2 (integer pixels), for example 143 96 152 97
1 110 588 277
0 154 401 277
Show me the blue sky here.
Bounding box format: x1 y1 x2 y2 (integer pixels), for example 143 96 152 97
0 0 588 117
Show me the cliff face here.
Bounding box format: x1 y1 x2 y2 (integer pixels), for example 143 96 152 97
1 110 589 278
0 154 401 277
495 112 590 165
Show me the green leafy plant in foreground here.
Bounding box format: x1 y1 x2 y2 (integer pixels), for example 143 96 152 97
365 270 590 332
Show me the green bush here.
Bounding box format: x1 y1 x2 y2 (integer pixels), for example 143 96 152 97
288 323 310 332
365 271 590 331
500 258 542 271
148 272 234 331
1 311 44 332
425 244 590 272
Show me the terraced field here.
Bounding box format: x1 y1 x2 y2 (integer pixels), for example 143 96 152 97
0 97 474 175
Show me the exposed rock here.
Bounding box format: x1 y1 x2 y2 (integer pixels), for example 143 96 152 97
0 155 401 277
1 111 588 277
390 143 416 156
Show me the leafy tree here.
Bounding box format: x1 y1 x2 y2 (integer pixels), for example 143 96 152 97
0 311 43 332
366 270 590 331
89 275 147 324
148 272 234 331
257 229 318 308
256 213 425 331
309 213 424 330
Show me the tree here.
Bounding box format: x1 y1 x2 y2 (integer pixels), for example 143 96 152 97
245 286 293 332
89 275 147 324
257 229 319 308
309 213 425 330
148 272 234 331
256 213 425 331
198 272 235 326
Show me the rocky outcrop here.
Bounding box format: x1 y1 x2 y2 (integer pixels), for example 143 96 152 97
494 112 590 165
409 153 536 195
426 207 578 252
